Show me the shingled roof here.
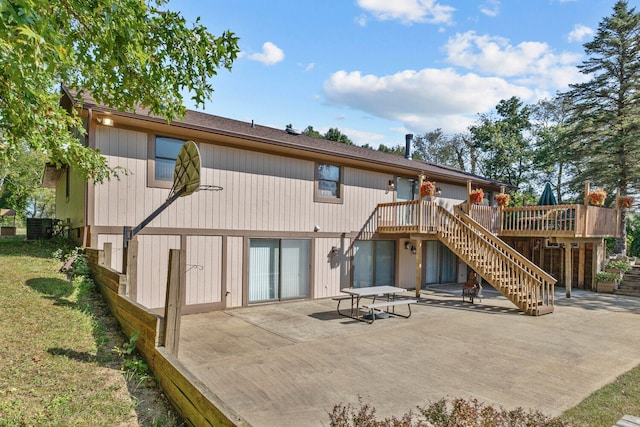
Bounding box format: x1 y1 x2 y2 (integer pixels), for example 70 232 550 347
64 87 510 189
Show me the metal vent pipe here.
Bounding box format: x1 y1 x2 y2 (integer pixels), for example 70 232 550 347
405 134 413 159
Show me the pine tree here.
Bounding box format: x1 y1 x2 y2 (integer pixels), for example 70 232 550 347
563 0 640 254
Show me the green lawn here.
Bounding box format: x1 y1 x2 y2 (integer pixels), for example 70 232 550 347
0 237 181 426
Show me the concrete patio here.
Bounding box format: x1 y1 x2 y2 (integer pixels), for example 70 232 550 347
178 285 640 426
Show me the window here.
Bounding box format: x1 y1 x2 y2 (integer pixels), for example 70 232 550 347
249 239 311 303
315 163 342 203
352 240 396 288
424 241 457 285
148 135 185 189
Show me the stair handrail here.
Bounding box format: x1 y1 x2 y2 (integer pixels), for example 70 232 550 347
436 206 548 313
453 205 557 287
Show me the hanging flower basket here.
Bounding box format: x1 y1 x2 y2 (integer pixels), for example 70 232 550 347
588 188 607 206
618 196 634 209
420 181 436 198
470 188 484 204
495 193 510 207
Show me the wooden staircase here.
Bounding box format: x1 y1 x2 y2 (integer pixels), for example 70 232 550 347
434 205 556 316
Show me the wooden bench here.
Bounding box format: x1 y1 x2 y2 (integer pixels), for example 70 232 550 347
362 299 417 323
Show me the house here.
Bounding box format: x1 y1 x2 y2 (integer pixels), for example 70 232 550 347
44 88 619 316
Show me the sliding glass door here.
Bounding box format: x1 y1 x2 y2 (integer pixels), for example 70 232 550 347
249 239 310 303
424 240 457 285
352 240 396 288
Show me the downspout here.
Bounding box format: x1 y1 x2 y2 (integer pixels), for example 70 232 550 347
82 108 91 248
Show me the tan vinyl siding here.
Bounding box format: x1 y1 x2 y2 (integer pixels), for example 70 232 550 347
225 236 244 308
313 238 349 298
186 236 223 305
137 235 181 308
96 234 124 272
94 126 150 227
94 126 400 234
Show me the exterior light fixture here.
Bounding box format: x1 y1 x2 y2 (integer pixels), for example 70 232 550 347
97 117 114 126
387 180 395 192
404 241 411 250
435 187 442 196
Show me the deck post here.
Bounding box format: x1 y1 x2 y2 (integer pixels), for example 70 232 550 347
466 181 472 214
418 174 424 232
125 238 138 299
583 182 590 237
578 243 585 289
415 239 422 298
164 248 187 355
564 241 572 298
101 242 113 268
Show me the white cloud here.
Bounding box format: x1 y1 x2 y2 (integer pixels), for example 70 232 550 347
357 0 455 25
323 68 532 134
248 42 285 65
480 0 500 17
568 24 594 43
355 14 368 27
443 31 583 90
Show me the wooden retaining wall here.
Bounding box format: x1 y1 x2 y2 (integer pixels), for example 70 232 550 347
86 248 249 426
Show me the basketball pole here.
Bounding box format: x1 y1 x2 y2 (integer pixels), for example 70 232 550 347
123 186 186 249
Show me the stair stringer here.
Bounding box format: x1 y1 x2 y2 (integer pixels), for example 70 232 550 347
434 205 555 315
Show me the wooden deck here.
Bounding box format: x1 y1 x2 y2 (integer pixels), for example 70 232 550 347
377 201 619 239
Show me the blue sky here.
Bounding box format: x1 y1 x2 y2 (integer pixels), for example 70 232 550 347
168 0 625 148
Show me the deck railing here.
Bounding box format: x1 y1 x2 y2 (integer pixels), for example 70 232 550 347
377 200 619 238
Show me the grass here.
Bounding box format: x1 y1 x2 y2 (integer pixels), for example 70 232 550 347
0 237 182 426
559 365 640 426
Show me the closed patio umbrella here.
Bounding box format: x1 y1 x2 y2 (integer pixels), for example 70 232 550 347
538 182 557 206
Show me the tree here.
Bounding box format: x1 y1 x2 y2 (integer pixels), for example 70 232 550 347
377 144 406 156
413 130 477 173
324 128 353 145
562 0 640 254
302 126 322 138
0 141 51 220
0 0 239 183
469 97 534 189
530 97 577 204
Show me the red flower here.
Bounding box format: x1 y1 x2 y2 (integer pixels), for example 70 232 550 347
470 188 484 204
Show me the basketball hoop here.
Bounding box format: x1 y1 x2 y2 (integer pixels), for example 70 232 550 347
123 140 222 247
170 140 201 199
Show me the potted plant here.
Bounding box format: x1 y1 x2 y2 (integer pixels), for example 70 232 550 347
588 188 607 206
595 271 620 293
605 259 631 278
470 188 484 204
495 193 510 207
420 181 435 198
618 195 634 209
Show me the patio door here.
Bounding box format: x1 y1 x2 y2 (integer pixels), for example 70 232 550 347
424 241 457 285
249 239 310 303
352 240 396 288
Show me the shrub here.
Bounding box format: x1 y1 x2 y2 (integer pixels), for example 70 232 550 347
606 260 632 273
329 397 567 426
596 271 620 282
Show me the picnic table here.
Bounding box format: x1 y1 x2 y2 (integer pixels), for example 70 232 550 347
334 286 417 323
